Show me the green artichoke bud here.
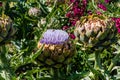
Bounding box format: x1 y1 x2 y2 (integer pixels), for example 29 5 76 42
74 14 117 51
37 29 76 68
28 7 41 17
0 16 16 45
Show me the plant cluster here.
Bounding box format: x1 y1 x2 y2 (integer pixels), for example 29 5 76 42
0 0 120 80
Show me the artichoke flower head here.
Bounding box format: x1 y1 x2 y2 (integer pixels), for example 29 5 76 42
0 16 16 45
74 14 117 51
37 29 76 68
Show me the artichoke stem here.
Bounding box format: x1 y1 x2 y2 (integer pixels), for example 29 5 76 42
55 69 60 80
94 52 102 70
50 68 61 80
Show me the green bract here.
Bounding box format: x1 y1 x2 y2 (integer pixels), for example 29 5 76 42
74 14 117 51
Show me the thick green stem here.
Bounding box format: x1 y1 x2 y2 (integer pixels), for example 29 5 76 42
94 51 103 79
85 51 105 80
50 68 60 80
94 52 102 70
54 69 60 80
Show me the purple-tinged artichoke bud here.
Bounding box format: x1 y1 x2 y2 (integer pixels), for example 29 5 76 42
0 16 16 45
37 29 76 68
28 7 41 17
74 14 117 51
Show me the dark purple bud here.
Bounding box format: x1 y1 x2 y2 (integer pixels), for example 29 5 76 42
97 3 107 11
87 10 92 15
96 11 102 15
66 12 72 18
62 26 69 30
70 0 75 3
70 20 77 26
69 33 76 39
0 2 2 6
82 0 87 6
105 0 110 4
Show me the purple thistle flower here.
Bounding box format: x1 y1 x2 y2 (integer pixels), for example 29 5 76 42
97 3 107 11
40 29 69 44
112 18 120 33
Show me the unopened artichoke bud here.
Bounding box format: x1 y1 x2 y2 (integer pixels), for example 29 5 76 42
28 7 41 17
74 14 117 51
0 16 16 45
37 29 76 68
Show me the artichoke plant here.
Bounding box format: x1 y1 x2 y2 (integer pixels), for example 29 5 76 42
37 29 76 68
74 14 117 51
0 16 16 45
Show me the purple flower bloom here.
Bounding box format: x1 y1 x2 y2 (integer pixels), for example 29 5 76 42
70 20 77 26
73 7 81 16
115 18 120 33
69 33 76 39
105 0 110 3
112 18 116 21
40 29 69 44
82 0 87 6
112 18 120 33
70 0 75 3
66 12 72 18
62 26 69 30
97 3 107 11
87 10 92 15
96 11 102 15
